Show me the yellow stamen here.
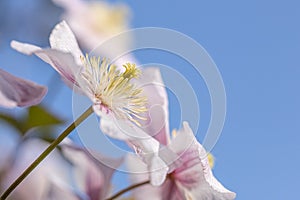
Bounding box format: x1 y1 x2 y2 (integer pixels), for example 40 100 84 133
80 54 147 125
122 63 141 79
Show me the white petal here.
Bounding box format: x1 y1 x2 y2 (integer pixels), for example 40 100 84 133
125 154 162 200
11 40 83 91
137 67 170 145
49 21 83 65
99 117 170 185
194 142 236 199
149 155 168 186
11 40 42 55
99 118 130 140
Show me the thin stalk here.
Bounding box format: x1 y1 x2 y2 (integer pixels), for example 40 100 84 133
0 106 94 200
106 180 150 200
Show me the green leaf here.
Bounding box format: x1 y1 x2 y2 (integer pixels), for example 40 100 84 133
24 105 64 132
0 105 64 135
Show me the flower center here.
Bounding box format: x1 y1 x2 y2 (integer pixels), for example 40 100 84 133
80 54 147 125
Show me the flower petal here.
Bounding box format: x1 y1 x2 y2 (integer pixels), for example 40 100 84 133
100 118 169 185
61 141 123 200
0 69 47 108
126 154 181 200
99 118 129 140
169 122 236 200
137 67 170 145
149 155 168 186
11 40 83 90
126 154 162 200
49 21 83 65
10 40 42 55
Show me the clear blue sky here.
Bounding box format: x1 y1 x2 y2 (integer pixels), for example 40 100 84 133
1 1 299 199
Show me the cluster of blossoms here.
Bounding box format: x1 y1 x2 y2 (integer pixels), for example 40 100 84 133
0 0 236 199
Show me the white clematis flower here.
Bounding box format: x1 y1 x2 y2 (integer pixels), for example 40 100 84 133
11 21 169 186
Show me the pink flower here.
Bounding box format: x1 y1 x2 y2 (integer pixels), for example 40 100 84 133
47 141 123 200
0 69 47 108
127 122 236 200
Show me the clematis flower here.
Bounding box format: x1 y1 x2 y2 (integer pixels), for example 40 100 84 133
127 122 236 200
0 69 47 108
11 21 169 186
123 69 235 199
0 138 70 200
11 20 145 128
52 0 131 54
47 140 123 200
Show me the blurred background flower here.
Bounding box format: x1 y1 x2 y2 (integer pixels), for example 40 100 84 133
52 0 131 52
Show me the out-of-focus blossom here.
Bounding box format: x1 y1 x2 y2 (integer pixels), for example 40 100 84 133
11 21 169 186
127 122 236 200
52 0 131 54
0 138 70 200
0 69 47 108
47 141 123 200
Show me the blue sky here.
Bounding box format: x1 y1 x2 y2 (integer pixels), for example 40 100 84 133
1 0 300 199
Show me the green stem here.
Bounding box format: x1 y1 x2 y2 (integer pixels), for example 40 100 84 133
106 180 150 200
0 106 94 200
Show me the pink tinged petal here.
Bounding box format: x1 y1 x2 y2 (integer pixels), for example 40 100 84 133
169 122 236 200
99 118 169 186
192 144 236 200
173 149 203 189
125 154 162 200
61 141 123 200
49 21 83 65
126 154 184 200
137 67 170 145
162 180 186 200
0 69 47 108
11 40 83 91
33 49 83 88
149 155 168 186
158 122 196 174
